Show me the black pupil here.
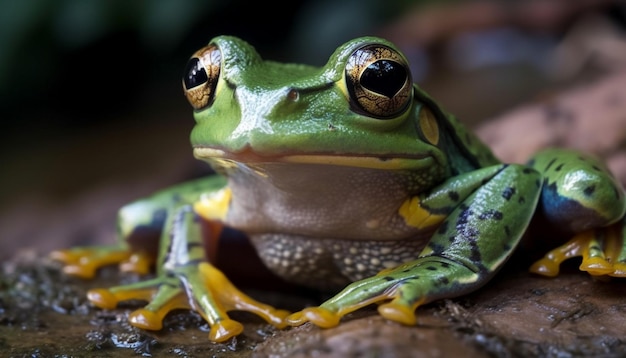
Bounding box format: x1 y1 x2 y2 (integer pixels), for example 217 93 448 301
183 58 208 89
360 60 406 98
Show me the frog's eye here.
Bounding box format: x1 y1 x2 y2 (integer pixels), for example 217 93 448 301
345 44 412 119
183 45 221 110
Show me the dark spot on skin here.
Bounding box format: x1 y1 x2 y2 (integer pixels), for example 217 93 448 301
428 242 445 254
463 227 480 240
163 245 172 265
383 276 395 281
459 204 469 216
592 165 602 172
478 209 503 220
438 221 449 235
440 262 450 268
402 269 411 273
555 163 564 172
469 241 482 265
504 225 511 238
438 276 450 285
187 242 204 250
502 187 515 200
172 193 183 203
583 185 596 196
426 266 437 271
448 191 460 202
429 204 456 216
518 196 526 204
185 258 203 266
152 209 168 225
523 168 535 174
456 204 479 240
544 158 557 171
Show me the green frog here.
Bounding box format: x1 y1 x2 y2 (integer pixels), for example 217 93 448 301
52 36 626 343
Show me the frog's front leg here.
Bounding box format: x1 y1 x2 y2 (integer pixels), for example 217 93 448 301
50 196 168 278
527 149 626 277
51 177 232 278
87 202 290 342
287 164 542 328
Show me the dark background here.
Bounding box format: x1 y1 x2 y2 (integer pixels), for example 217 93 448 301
1 0 624 259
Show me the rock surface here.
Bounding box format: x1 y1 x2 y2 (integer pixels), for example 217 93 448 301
2 253 626 357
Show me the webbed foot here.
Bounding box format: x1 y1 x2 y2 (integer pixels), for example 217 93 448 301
286 256 474 328
88 262 290 342
530 220 626 277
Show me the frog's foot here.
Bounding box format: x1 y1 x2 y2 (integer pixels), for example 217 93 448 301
530 221 626 278
286 256 474 329
88 262 290 343
286 296 426 329
50 245 152 279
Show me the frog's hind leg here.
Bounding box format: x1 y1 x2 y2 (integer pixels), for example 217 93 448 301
530 218 626 277
528 149 626 278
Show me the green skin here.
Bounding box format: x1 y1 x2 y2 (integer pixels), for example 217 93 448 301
54 36 626 343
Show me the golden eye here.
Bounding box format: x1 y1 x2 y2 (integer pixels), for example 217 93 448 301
182 44 221 110
345 44 412 119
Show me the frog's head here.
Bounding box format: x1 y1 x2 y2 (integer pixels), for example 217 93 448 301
182 36 482 175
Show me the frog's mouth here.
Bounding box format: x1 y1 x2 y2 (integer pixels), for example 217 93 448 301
193 147 434 170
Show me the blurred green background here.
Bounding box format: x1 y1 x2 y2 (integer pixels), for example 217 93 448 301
1 0 624 259
0 0 404 206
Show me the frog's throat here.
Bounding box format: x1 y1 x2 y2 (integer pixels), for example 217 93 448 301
193 147 434 170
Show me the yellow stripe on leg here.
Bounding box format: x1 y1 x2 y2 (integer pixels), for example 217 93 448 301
398 197 446 229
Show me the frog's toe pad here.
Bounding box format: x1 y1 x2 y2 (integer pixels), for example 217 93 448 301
119 252 152 275
50 249 96 278
129 308 164 331
286 307 341 328
268 309 291 328
378 302 417 325
87 289 119 309
609 263 626 277
529 259 560 277
209 319 244 343
62 264 98 279
580 257 614 276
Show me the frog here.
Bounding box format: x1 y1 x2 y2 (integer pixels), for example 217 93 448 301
51 35 626 343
